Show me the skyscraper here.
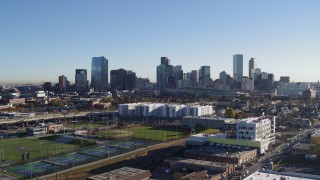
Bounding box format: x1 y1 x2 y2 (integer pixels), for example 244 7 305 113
249 57 257 79
126 71 137 90
191 70 198 87
110 69 127 91
199 66 210 88
75 69 88 94
58 75 67 93
157 64 166 90
110 69 137 91
219 71 228 85
161 57 170 66
157 57 174 90
91 56 108 91
233 54 243 82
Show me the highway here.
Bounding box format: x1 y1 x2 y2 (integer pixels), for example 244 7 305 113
0 111 118 126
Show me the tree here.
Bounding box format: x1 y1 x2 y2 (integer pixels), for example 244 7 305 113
49 99 66 107
225 108 236 118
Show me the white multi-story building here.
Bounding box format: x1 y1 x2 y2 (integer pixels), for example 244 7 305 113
236 116 275 154
185 105 213 117
119 103 213 118
207 116 276 154
119 103 140 116
277 82 311 96
167 104 186 118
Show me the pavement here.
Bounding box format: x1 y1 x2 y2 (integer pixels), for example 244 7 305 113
242 128 311 178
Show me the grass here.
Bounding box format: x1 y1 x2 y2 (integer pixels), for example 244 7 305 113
201 128 221 134
68 123 105 129
97 125 190 141
39 135 96 147
0 137 76 163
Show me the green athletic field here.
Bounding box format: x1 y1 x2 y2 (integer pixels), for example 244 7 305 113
0 138 75 163
97 125 190 141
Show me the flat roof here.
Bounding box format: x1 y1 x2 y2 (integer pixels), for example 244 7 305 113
86 167 151 180
185 144 253 157
244 170 320 180
292 142 313 150
165 157 228 169
237 116 272 124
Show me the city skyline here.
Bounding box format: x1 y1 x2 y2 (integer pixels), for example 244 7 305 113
1 0 320 84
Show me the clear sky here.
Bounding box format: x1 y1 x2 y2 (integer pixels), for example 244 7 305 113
1 0 320 84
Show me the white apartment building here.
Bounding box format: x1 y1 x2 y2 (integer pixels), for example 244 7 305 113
167 104 186 118
185 105 213 117
119 103 213 118
236 116 275 154
119 103 141 116
277 82 310 96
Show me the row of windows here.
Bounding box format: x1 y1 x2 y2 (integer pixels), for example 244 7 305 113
238 136 253 140
238 126 255 130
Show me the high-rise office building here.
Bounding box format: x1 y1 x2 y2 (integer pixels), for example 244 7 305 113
161 57 170 66
110 69 127 91
75 69 88 94
58 75 67 93
157 57 174 90
249 58 257 79
219 71 228 85
110 69 137 91
126 71 137 90
191 70 198 87
199 66 210 88
43 82 52 91
157 64 166 90
233 54 243 82
91 56 108 91
173 65 183 88
280 76 290 83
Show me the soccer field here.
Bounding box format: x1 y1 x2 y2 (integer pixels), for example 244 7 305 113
97 125 190 141
0 138 75 163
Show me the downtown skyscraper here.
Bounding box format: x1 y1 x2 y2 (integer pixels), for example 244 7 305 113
75 69 88 94
91 56 108 91
233 54 243 82
249 57 257 79
199 66 210 88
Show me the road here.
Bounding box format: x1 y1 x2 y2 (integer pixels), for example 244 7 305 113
0 111 118 126
245 128 311 177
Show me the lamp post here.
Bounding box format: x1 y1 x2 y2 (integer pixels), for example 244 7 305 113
1 136 4 161
30 156 32 179
39 141 43 158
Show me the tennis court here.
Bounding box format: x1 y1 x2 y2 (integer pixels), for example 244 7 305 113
46 153 94 167
79 146 121 157
110 139 148 149
8 161 59 178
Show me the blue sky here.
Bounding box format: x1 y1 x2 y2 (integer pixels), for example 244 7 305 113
1 0 320 84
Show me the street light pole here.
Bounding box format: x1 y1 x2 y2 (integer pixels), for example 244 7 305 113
40 141 44 158
1 136 4 161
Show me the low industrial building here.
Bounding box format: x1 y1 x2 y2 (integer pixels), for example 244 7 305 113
26 127 47 135
164 157 234 177
244 170 320 180
181 170 221 180
311 129 320 145
292 143 313 155
86 167 152 180
184 144 257 165
182 116 234 129
185 133 210 147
